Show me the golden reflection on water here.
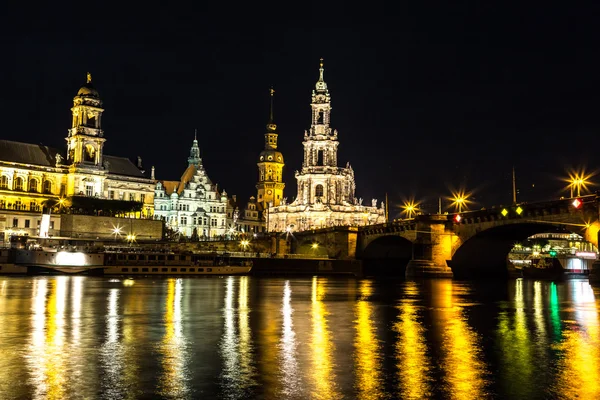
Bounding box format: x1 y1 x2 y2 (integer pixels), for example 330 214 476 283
238 276 256 386
27 277 69 400
496 279 533 393
435 280 487 399
310 277 339 400
354 280 384 400
101 287 124 397
394 281 431 399
280 280 300 397
554 281 600 399
158 278 188 398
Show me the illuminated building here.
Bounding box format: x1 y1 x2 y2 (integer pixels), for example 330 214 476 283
236 89 285 234
267 60 385 232
153 134 228 238
0 73 155 238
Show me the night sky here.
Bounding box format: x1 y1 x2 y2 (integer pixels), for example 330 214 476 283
2 3 600 218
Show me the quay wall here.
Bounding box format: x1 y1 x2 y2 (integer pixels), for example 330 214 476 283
60 215 163 240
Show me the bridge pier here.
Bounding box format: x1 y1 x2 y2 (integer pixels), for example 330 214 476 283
405 214 454 278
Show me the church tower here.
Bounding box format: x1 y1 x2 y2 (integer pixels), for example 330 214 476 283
66 72 106 167
256 88 285 209
303 58 339 168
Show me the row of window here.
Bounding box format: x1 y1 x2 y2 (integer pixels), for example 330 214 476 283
107 190 146 203
121 267 213 273
11 218 55 229
0 199 42 212
178 216 224 226
0 176 53 193
155 191 216 200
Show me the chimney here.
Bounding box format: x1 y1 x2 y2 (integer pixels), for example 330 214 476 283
137 156 142 168
232 194 237 203
151 166 155 180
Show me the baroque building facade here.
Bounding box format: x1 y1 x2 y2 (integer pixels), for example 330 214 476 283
0 73 155 238
153 135 228 238
267 61 385 232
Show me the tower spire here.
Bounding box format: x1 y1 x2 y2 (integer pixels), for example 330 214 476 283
269 86 275 123
319 58 324 81
188 130 201 166
315 58 328 92
87 72 92 83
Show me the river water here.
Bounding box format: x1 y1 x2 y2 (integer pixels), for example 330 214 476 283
0 276 598 399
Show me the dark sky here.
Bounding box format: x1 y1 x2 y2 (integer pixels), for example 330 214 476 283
2 3 600 218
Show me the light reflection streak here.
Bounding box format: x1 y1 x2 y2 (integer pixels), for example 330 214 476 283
354 280 383 400
309 277 339 399
533 281 547 342
101 288 124 397
280 280 299 397
394 282 431 399
496 279 533 397
554 281 600 398
158 278 188 398
71 277 83 344
437 280 487 399
27 277 68 400
28 279 48 399
238 276 256 387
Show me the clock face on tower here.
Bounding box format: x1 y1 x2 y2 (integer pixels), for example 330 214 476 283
267 190 272 195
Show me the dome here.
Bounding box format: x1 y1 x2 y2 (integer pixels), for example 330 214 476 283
77 83 100 98
259 150 284 164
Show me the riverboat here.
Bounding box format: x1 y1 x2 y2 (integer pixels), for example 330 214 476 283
0 237 252 276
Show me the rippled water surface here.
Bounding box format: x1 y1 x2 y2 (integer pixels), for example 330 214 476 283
0 276 599 399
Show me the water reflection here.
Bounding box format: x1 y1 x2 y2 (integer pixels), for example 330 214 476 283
28 277 69 400
496 279 534 397
394 281 432 399
220 276 257 398
280 280 300 397
101 288 123 397
157 278 188 398
310 277 339 399
354 280 383 399
554 281 600 398
434 280 487 399
238 276 256 387
4 276 600 399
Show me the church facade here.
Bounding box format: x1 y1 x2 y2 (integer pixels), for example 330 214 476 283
153 135 228 238
0 73 155 238
267 61 385 232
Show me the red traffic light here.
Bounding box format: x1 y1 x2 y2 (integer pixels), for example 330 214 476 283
572 198 582 208
454 214 462 223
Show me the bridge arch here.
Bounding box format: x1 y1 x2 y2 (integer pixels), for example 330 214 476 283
450 222 599 279
361 235 414 276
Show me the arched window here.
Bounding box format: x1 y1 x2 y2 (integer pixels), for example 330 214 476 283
315 184 324 198
43 180 52 194
28 179 38 193
85 144 96 162
0 176 8 190
14 177 23 191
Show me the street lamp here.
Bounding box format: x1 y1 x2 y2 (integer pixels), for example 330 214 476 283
448 189 472 213
400 199 420 219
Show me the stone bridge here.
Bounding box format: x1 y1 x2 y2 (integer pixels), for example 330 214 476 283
296 195 600 278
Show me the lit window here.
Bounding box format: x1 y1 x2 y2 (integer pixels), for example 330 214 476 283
28 179 38 193
0 176 9 190
86 185 93 197
14 177 23 191
43 180 52 194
